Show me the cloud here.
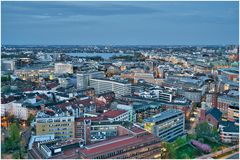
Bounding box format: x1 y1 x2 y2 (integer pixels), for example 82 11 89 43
2 1 161 18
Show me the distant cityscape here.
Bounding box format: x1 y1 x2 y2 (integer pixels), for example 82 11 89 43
1 45 239 159
1 1 239 159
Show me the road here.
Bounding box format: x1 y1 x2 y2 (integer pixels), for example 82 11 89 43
188 108 199 134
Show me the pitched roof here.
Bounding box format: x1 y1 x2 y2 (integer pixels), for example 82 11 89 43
206 108 222 122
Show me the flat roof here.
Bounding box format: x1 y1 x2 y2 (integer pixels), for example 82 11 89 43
79 134 156 156
143 109 183 123
90 78 131 84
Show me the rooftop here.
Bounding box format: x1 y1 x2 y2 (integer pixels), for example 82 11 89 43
219 121 239 133
79 133 156 156
101 109 127 118
143 109 183 123
90 78 131 84
206 108 222 122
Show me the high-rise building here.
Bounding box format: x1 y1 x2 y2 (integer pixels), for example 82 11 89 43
89 78 131 98
54 63 73 74
143 109 185 141
77 71 105 89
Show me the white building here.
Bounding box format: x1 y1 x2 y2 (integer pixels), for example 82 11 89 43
117 104 136 122
1 101 15 116
1 59 15 71
12 102 29 120
28 134 55 150
54 63 73 74
102 110 129 122
151 89 173 102
90 78 131 98
77 71 105 89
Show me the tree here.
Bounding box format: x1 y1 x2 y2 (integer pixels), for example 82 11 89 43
187 134 197 140
191 140 211 153
26 114 34 126
161 142 176 159
6 114 15 124
182 153 190 159
212 126 219 139
5 123 21 152
195 122 213 138
174 137 186 147
196 122 219 141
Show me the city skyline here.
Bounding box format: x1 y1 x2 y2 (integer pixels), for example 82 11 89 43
2 1 239 45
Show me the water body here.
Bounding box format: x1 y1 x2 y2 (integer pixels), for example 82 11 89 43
66 53 131 59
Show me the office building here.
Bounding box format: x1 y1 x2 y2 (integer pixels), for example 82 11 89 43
143 109 185 141
158 91 173 102
89 78 131 98
54 63 73 74
35 112 75 139
77 71 105 89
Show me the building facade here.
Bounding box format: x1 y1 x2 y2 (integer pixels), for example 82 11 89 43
77 71 105 89
89 78 131 98
35 113 75 139
143 109 185 141
1 59 15 71
217 95 239 114
54 63 73 74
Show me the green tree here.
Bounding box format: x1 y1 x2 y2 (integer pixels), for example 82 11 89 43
26 114 34 126
174 137 186 147
182 153 190 159
161 142 176 159
212 126 219 139
5 123 21 152
196 122 212 138
196 122 219 141
187 134 197 140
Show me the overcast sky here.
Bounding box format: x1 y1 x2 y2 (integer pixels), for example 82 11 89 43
2 1 239 45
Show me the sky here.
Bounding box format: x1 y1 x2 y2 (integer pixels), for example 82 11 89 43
1 1 239 45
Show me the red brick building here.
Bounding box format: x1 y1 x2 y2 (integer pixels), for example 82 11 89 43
199 108 222 127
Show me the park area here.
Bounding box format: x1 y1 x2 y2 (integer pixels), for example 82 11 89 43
176 143 202 159
174 136 227 159
162 122 231 160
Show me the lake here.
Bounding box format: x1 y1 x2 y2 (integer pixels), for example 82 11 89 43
66 53 130 59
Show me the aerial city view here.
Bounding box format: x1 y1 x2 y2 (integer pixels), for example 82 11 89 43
1 1 239 159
